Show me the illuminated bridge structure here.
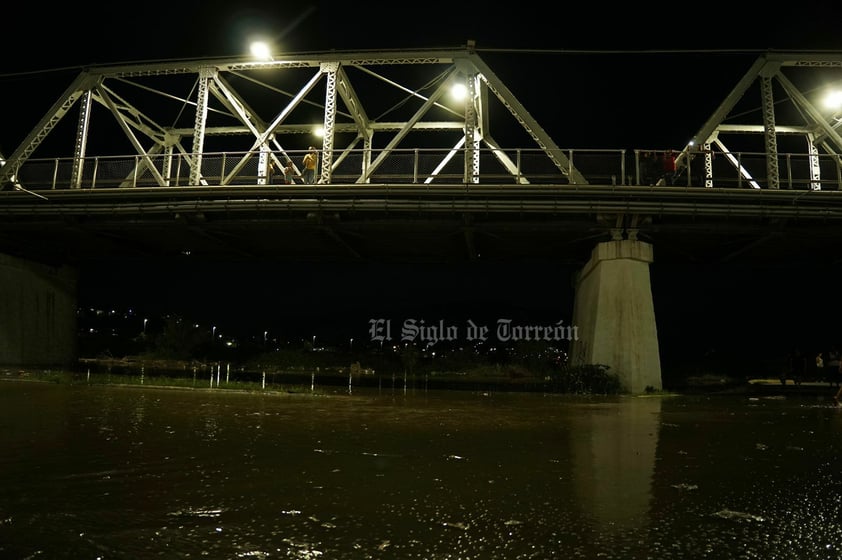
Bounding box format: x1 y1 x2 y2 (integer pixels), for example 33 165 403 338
3 46 842 392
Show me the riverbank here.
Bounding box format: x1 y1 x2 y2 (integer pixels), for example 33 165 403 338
745 377 841 398
6 363 840 400
3 366 611 395
71 357 625 395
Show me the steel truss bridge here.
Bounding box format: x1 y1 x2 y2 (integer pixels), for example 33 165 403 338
3 47 842 266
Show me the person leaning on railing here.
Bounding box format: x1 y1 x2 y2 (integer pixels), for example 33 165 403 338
282 160 298 185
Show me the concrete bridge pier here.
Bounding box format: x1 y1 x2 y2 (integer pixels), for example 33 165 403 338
569 240 662 393
0 253 77 367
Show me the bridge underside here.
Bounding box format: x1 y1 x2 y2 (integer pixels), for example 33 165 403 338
2 186 842 268
2 215 840 268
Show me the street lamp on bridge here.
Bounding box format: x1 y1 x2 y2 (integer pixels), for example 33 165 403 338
823 89 842 111
249 41 273 61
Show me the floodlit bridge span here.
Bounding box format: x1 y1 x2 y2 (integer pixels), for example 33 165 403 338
3 47 842 392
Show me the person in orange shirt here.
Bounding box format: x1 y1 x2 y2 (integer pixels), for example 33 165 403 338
302 146 318 184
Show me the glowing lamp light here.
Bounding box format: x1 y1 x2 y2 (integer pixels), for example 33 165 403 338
250 41 272 61
823 90 842 110
451 83 468 101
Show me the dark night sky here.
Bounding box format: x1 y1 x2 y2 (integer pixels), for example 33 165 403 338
5 2 842 367
5 2 841 150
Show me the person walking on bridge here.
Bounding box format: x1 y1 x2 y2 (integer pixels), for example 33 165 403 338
302 146 318 184
661 149 677 186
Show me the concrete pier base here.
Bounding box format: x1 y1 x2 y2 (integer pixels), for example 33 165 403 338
569 240 662 393
0 254 78 367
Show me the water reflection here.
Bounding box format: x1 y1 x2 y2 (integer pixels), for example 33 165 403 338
570 397 660 529
1 381 841 559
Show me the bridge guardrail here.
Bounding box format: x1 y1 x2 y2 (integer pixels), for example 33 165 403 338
8 147 842 191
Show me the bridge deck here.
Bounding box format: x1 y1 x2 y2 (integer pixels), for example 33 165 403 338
2 182 841 266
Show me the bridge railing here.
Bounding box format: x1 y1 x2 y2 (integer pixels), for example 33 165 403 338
11 148 629 190
9 147 842 191
645 149 842 191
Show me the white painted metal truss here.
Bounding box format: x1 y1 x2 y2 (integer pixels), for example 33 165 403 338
680 51 842 190
0 47 584 190
2 49 842 191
